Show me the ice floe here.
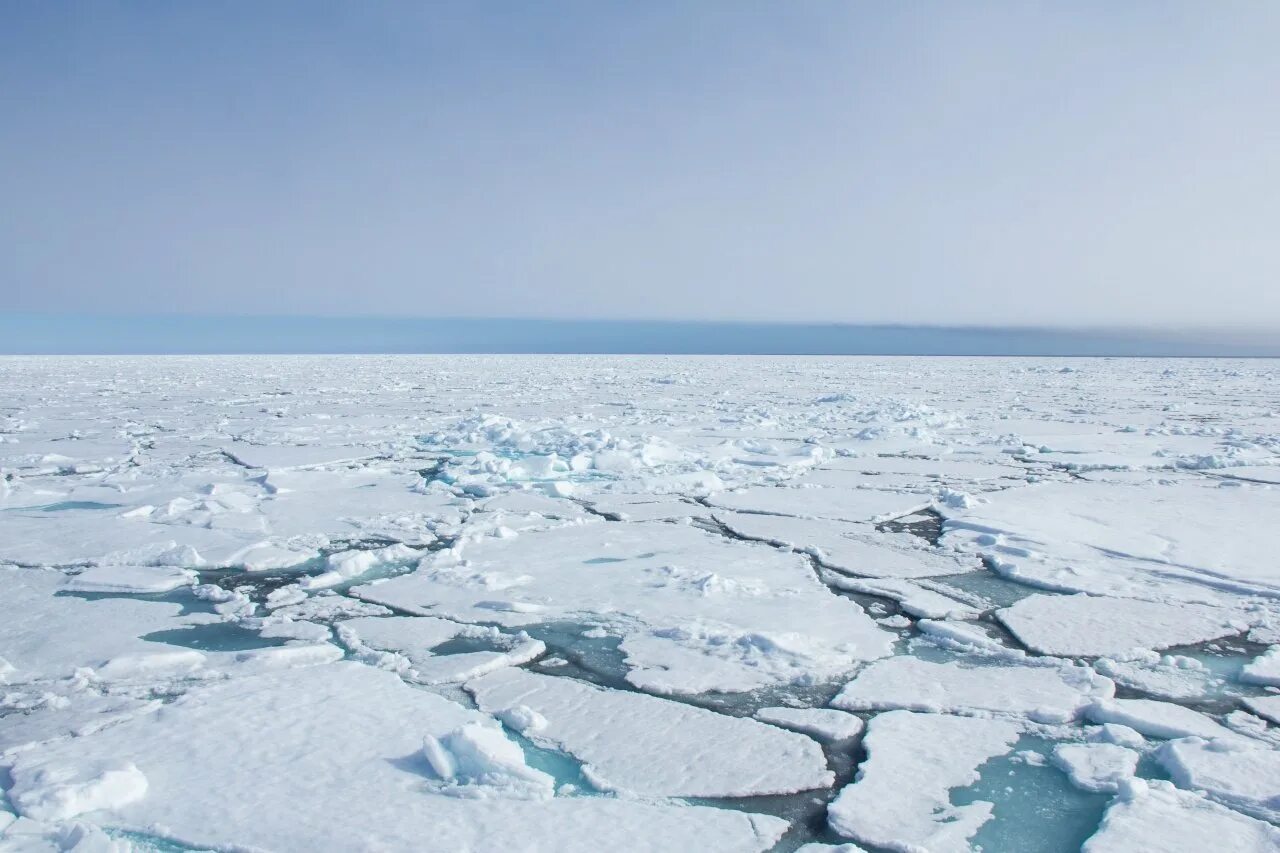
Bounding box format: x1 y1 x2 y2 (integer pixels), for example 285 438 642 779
996 593 1247 657
1082 780 1280 852
355 521 893 694
830 657 1112 723
826 710 1020 852
467 667 832 797
4 662 787 851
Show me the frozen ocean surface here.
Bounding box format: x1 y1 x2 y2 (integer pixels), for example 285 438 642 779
1 354 1279 852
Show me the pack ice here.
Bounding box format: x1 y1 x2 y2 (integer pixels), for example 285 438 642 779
2 354 1279 852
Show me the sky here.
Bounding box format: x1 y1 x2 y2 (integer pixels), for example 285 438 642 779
3 2 1279 331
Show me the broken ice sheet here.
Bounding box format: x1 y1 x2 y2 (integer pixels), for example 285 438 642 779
354 521 893 694
830 656 1113 723
467 667 832 797
826 710 1020 852
5 662 787 851
4 355 1280 852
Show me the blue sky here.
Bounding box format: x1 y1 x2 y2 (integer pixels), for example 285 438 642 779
3 2 1279 332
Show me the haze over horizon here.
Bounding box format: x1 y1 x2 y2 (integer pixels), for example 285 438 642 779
4 3 1280 332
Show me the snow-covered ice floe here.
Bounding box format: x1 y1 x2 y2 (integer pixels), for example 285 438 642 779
467 667 832 797
3 354 1280 852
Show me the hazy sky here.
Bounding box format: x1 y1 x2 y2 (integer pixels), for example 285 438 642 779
3 2 1278 328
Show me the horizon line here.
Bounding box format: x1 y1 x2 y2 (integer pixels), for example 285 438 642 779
1 313 1278 357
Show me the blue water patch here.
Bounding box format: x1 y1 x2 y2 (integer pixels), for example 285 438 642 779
57 586 217 617
502 726 601 795
930 569 1043 609
429 635 506 655
952 735 1110 853
142 623 289 652
522 622 633 690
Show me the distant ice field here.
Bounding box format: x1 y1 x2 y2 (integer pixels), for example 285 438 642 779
1 355 1279 852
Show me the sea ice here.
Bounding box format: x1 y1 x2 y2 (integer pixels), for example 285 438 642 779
707 485 932 524
467 667 832 797
1051 743 1139 793
826 710 1020 852
1242 694 1280 725
1157 737 1280 823
820 574 981 619
355 521 893 694
1084 698 1243 742
1082 779 1280 852
754 707 865 742
61 565 196 594
943 480 1280 601
5 662 787 851
339 615 546 684
996 594 1245 657
830 657 1112 723
1240 646 1280 686
714 510 975 577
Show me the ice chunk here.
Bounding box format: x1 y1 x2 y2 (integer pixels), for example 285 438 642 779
1094 723 1146 749
1092 654 1226 701
996 594 1244 657
62 565 196 594
755 707 865 742
831 657 1112 723
421 722 555 798
9 758 147 822
1157 737 1280 823
1242 695 1280 725
299 543 422 590
1083 780 1280 853
1085 698 1243 742
467 667 832 797
338 615 546 684
1240 646 1280 687
1051 743 1138 793
827 710 1020 852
